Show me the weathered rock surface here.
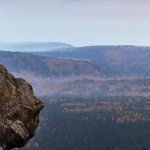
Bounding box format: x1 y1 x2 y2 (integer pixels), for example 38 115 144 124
0 65 44 150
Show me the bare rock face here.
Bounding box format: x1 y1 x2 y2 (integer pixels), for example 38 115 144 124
0 65 44 150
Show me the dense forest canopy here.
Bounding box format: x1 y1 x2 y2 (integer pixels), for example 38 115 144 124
16 96 150 150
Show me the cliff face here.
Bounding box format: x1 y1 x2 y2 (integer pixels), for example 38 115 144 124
0 65 44 150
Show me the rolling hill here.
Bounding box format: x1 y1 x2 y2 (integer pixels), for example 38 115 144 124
34 45 150 77
0 51 112 77
0 51 114 96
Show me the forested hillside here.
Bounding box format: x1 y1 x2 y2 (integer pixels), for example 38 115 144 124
38 78 150 97
0 51 111 77
0 51 115 96
34 45 150 77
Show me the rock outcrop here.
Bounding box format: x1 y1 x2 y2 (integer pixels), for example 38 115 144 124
0 65 44 150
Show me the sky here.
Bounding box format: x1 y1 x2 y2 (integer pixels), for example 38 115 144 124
0 0 150 46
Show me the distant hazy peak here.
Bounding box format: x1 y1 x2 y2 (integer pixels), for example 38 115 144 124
0 42 73 52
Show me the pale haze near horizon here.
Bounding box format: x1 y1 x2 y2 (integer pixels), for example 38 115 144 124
0 0 150 47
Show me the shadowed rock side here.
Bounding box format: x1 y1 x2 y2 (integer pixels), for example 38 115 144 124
0 65 44 150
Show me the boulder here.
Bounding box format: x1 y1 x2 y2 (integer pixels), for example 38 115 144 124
0 65 44 150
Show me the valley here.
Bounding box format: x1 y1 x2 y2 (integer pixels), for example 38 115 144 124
1 45 150 150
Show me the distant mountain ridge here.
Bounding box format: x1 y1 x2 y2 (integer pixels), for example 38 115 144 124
34 45 150 77
0 42 72 52
0 51 112 77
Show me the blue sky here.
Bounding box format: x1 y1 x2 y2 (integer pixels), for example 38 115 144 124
0 0 150 46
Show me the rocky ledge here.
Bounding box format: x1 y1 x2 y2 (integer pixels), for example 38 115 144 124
0 65 44 150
